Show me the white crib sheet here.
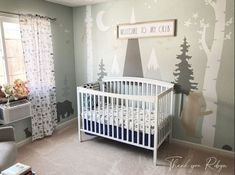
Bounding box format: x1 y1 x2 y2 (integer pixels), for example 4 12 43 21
82 104 169 134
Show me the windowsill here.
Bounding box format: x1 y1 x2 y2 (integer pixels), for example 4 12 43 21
0 96 28 105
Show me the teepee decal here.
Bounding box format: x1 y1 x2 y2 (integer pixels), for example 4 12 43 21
173 37 198 94
123 8 143 77
123 39 143 77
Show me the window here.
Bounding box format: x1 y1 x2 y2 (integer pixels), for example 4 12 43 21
0 15 26 86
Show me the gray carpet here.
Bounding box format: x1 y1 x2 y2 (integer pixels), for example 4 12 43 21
17 123 234 175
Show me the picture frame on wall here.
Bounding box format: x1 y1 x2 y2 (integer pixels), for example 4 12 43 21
117 19 177 39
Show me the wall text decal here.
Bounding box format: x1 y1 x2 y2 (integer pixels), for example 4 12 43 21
117 19 176 39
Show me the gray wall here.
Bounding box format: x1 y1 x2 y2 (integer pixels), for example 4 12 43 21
0 0 76 142
73 0 234 151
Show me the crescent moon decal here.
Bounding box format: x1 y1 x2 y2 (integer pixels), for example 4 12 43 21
96 11 110 32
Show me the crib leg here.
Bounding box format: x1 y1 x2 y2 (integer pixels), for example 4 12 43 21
153 148 157 165
78 118 82 142
78 130 82 142
168 132 172 144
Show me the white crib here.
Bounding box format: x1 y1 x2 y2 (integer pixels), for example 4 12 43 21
77 77 174 165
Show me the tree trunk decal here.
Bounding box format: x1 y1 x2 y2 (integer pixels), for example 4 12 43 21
184 0 231 146
85 5 94 82
200 0 227 146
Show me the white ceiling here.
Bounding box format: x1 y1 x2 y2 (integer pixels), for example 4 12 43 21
46 0 112 7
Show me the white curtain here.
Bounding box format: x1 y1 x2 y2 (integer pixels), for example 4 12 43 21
19 15 57 141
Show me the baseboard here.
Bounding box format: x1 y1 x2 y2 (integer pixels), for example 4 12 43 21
16 117 78 148
16 137 32 148
55 117 77 131
172 138 235 158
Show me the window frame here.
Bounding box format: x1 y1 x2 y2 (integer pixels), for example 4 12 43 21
0 14 24 85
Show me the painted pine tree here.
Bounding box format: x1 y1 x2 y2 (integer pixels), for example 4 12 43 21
97 59 107 81
173 37 198 94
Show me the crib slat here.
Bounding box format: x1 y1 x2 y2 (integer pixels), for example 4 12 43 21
126 98 129 141
141 83 144 96
129 81 132 95
112 97 114 137
110 82 111 92
98 95 101 134
153 97 159 165
151 84 153 96
137 82 139 96
116 97 119 139
148 102 151 147
85 93 88 131
94 94 97 133
107 96 110 136
89 94 92 131
169 89 174 142
102 95 105 135
137 100 140 144
78 92 81 142
81 93 84 130
132 100 134 143
143 101 145 146
121 99 124 141
114 81 116 94
147 84 149 96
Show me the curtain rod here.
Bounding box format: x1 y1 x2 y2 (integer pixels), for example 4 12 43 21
0 10 56 21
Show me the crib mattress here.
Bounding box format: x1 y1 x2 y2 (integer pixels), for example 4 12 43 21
82 104 169 135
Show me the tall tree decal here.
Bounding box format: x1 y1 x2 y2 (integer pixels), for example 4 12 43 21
184 0 233 146
173 37 198 93
62 75 70 98
85 5 94 82
97 59 107 81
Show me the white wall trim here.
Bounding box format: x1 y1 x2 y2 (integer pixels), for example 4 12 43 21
55 117 77 131
172 138 235 158
16 117 78 148
16 137 32 148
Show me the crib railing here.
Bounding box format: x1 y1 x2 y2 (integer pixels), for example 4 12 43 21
102 77 172 96
77 87 157 150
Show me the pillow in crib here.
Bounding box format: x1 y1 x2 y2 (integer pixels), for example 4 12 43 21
83 82 100 109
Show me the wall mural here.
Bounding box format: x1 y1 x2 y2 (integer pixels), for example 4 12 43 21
181 92 212 137
96 11 110 32
56 100 74 123
85 5 94 82
97 59 108 81
123 39 143 77
173 37 198 94
123 8 143 77
146 48 161 80
62 75 70 98
77 0 234 151
184 0 233 147
172 37 212 137
24 127 32 138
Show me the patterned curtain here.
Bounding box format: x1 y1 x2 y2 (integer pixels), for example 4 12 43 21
19 15 57 141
